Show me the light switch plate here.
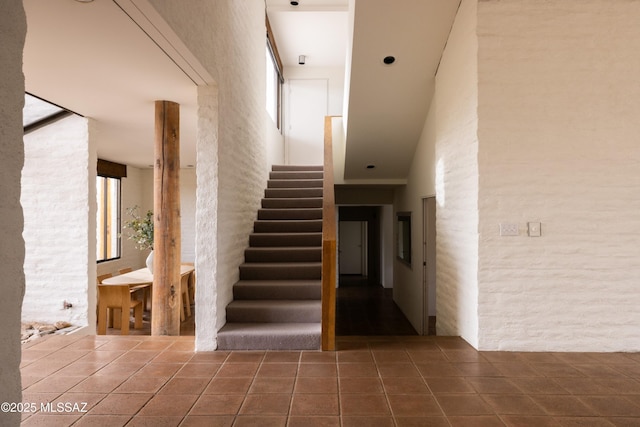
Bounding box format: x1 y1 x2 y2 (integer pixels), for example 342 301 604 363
500 223 519 236
528 222 541 237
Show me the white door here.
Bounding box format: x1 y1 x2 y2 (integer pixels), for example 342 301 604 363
339 221 365 275
285 79 327 165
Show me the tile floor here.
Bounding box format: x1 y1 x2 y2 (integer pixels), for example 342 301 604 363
19 334 640 426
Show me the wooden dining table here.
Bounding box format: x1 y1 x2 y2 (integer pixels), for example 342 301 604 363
101 264 195 286
99 264 195 334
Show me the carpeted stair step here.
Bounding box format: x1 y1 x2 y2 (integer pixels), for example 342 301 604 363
258 208 322 220
217 322 321 350
239 262 321 280
261 197 322 209
249 232 321 247
267 179 323 188
269 171 323 180
253 219 322 233
233 280 321 300
245 247 321 263
265 188 323 198
226 300 321 323
272 165 323 172
220 164 324 351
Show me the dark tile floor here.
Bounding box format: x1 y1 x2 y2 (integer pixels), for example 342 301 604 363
19 334 640 426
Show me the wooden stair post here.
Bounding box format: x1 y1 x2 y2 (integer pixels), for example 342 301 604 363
322 116 336 351
152 100 181 336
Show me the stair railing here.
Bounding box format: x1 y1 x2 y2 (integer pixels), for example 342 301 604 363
321 116 337 350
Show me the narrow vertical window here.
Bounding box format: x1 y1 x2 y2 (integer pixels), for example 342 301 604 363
96 159 126 263
266 46 279 124
96 176 121 262
266 15 284 130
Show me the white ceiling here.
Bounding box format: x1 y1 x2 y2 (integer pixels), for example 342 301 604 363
23 0 198 169
344 0 460 180
266 0 349 68
22 0 460 180
268 0 460 181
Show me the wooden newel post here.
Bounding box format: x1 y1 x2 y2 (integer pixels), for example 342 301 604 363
152 100 181 336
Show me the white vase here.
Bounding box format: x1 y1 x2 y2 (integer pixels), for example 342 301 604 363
146 250 154 272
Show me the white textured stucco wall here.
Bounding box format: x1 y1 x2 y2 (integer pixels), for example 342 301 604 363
87 120 97 333
476 0 640 351
1 1 26 424
434 0 479 346
180 168 197 263
22 115 94 327
393 103 437 333
195 85 219 349
150 0 268 350
266 114 285 171
381 205 394 289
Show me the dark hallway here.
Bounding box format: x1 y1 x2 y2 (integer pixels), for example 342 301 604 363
335 275 419 336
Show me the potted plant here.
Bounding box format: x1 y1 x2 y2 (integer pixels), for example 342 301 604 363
123 206 154 271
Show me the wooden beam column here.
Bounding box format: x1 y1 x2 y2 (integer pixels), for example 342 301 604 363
152 100 181 336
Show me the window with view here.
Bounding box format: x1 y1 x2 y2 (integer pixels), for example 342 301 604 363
266 46 280 125
96 159 126 263
266 16 284 129
96 176 121 262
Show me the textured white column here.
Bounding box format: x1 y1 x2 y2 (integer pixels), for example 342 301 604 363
0 1 27 424
195 85 219 350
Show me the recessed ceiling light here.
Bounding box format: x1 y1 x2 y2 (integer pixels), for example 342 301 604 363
290 1 299 5
74 0 95 3
366 164 376 169
382 56 396 65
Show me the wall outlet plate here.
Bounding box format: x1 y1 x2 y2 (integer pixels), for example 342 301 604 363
500 223 519 236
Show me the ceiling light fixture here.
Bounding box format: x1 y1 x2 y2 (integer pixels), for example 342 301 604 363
74 0 95 3
366 164 376 169
290 1 299 5
298 55 306 65
383 55 396 65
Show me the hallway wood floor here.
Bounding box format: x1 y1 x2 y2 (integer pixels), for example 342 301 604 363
336 278 418 336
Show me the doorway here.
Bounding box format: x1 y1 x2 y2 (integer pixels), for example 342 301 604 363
335 205 417 335
285 78 328 165
339 220 367 277
337 206 380 286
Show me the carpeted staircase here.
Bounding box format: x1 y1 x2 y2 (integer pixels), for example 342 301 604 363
217 165 323 350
